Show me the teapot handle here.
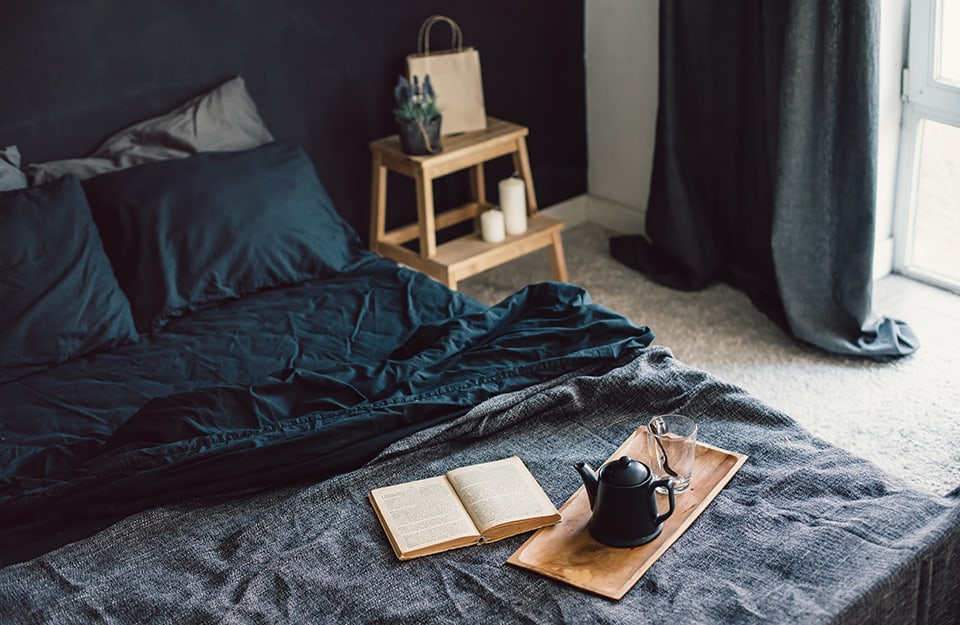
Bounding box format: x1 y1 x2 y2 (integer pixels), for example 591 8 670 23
652 479 675 526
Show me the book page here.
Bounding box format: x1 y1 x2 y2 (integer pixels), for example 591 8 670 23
369 476 480 556
446 456 558 535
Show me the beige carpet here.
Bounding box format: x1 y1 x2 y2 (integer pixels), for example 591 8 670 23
459 222 960 497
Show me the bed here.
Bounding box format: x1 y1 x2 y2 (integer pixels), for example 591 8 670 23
2 78 959 625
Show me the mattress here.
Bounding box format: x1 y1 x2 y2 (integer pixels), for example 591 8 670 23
2 346 957 624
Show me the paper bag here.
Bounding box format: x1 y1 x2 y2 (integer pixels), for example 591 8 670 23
406 15 487 135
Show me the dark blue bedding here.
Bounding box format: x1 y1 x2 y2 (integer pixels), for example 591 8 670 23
0 253 654 567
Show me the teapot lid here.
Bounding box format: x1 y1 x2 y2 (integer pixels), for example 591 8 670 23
602 456 649 486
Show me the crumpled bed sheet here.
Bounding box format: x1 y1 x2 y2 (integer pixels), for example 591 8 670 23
0 256 653 567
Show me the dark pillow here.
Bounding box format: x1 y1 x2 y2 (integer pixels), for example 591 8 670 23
25 76 273 185
0 145 27 191
0 176 139 383
82 142 364 332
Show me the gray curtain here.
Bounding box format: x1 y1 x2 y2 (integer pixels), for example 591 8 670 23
610 0 918 359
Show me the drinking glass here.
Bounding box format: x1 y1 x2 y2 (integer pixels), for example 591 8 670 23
647 414 697 493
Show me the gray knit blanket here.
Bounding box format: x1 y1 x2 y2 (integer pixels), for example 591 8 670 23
2 346 958 624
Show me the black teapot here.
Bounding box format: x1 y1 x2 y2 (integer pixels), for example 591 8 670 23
575 456 675 547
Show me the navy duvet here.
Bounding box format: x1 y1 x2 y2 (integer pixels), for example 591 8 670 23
0 253 654 567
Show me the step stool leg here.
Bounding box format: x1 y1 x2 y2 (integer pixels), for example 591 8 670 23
511 136 538 213
370 152 387 253
469 163 486 232
548 231 569 283
414 169 437 258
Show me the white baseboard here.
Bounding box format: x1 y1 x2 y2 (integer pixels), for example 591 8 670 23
539 194 589 227
541 194 645 235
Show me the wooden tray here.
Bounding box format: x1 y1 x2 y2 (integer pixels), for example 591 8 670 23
507 427 747 600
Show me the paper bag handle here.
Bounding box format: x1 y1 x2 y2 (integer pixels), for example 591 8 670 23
417 15 464 55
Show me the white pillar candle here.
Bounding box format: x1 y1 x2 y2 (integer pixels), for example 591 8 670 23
480 209 505 243
499 177 527 235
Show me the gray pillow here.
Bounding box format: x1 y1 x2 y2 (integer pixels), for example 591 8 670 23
0 145 28 191
25 76 273 185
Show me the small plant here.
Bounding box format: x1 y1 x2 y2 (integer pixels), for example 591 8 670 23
393 74 440 123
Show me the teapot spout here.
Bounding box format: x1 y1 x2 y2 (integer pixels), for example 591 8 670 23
574 462 599 510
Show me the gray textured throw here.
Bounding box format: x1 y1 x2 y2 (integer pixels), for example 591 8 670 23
1 347 957 624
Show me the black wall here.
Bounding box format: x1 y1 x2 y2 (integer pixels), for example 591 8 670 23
1 0 586 243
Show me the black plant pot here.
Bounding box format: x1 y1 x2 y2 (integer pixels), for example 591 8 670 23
397 116 443 156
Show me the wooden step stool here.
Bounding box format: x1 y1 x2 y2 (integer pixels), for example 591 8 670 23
368 117 568 290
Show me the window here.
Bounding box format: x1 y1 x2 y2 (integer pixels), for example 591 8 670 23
895 0 960 292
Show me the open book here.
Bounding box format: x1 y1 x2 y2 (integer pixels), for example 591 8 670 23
369 456 562 560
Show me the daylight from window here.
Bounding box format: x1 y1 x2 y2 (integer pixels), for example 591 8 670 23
897 0 960 291
937 0 960 86
911 119 960 285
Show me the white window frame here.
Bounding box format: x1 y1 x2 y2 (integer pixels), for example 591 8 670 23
893 0 960 291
